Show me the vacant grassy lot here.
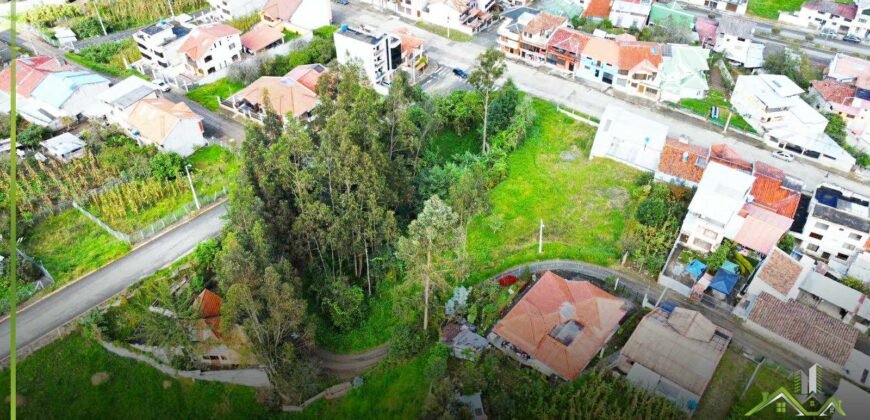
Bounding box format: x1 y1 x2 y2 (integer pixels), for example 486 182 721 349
186 79 246 112
466 100 644 282
747 0 804 19
188 144 240 196
680 90 755 133
415 22 473 42
0 334 271 419
24 209 130 284
695 347 793 418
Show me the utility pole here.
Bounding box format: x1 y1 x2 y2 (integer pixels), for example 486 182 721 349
167 0 176 17
185 164 201 210
447 16 451 40
92 3 108 37
723 110 733 133
538 219 544 254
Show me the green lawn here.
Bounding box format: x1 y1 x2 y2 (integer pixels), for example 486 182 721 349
292 349 433 419
680 90 755 133
465 100 644 283
429 129 480 162
732 361 792 417
186 79 246 112
747 0 804 20
415 22 473 42
24 209 131 285
0 334 272 419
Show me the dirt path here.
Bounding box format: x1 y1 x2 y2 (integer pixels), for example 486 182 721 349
314 344 390 380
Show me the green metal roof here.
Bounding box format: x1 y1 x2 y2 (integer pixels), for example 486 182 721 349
649 2 695 31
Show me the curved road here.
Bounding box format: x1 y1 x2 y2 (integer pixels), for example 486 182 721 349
0 203 228 362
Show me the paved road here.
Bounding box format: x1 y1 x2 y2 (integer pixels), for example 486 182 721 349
334 5 870 197
314 344 390 379
0 203 228 361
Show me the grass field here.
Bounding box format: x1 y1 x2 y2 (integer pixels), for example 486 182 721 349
0 334 272 419
186 79 246 112
747 0 804 20
314 288 396 353
429 129 480 162
680 90 755 133
24 209 131 285
695 348 793 418
465 100 644 283
415 22 473 42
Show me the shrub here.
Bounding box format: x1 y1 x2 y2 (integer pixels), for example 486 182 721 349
319 276 367 331
636 197 667 227
149 152 185 180
777 234 795 254
70 16 104 39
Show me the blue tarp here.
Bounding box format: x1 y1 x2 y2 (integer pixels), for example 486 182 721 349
686 259 707 279
710 269 739 295
721 261 739 274
661 301 677 314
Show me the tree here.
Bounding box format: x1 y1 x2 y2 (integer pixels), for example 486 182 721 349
468 49 506 154
125 279 199 368
636 197 667 227
762 49 822 89
487 79 520 135
825 113 848 144
149 152 185 180
642 17 692 44
842 277 869 296
777 234 795 254
397 196 466 331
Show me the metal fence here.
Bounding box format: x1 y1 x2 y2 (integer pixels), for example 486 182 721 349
125 188 227 244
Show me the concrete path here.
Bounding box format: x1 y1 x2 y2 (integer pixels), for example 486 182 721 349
314 344 390 380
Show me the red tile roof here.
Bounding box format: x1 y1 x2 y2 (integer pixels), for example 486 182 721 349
284 63 327 93
493 271 626 380
733 203 793 255
755 248 804 296
618 42 663 72
0 56 74 97
196 289 223 337
751 162 801 218
524 12 567 35
262 0 303 22
584 0 613 18
812 79 858 107
657 138 709 184
547 28 590 57
240 24 284 53
748 292 859 365
803 0 858 20
710 143 752 173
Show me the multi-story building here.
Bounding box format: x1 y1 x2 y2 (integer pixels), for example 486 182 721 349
208 0 268 21
546 27 590 74
498 11 567 66
779 0 870 40
798 184 870 274
713 16 764 68
334 25 403 94
134 20 192 76
659 44 710 103
611 40 663 101
732 74 856 171
686 0 748 15
809 54 870 139
260 0 333 34
609 0 653 30
497 7 541 58
177 23 242 77
424 0 495 35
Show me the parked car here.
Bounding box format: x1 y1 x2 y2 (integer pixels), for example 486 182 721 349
843 35 862 43
452 68 469 79
333 0 349 4
772 150 796 162
153 80 171 92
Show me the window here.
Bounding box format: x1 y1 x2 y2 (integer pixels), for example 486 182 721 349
815 222 829 230
844 244 856 251
862 369 869 384
807 244 820 252
836 253 849 261
809 232 824 240
848 233 862 241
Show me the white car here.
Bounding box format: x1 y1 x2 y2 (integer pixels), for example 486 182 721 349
153 80 171 92
772 150 795 162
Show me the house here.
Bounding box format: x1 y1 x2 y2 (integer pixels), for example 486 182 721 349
497 7 542 59
583 0 612 21
798 270 870 332
133 20 193 77
745 292 859 369
209 0 268 20
731 74 856 172
192 289 252 369
28 71 111 125
501 12 568 66
810 54 870 138
695 17 719 49
617 307 732 412
797 184 869 274
655 137 709 187
395 29 427 77
751 162 802 218
847 252 870 282
590 104 668 172
260 0 332 34
126 98 206 156
489 271 627 380
546 27 590 74
334 25 403 94
780 1 859 36
92 75 158 125
223 63 326 122
423 0 495 35
575 36 620 85
40 132 86 162
842 338 870 387
442 323 489 360
240 23 285 55
177 23 242 76
648 1 696 32
712 16 764 68
609 0 653 30
685 0 748 15
826 53 870 84
677 161 755 253
744 248 810 302
612 41 663 100
709 143 753 173
0 56 76 127
659 44 709 103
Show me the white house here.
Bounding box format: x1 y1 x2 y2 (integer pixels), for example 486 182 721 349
334 25 403 94
685 0 748 15
847 252 870 282
712 16 764 68
744 248 812 303
126 98 206 157
609 0 653 30
133 20 193 77
677 161 756 253
40 132 87 162
779 0 870 40
731 74 856 172
209 0 268 20
423 0 495 35
260 0 332 34
90 76 158 125
177 23 242 77
659 44 710 103
27 71 111 125
589 104 668 172
797 184 870 275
